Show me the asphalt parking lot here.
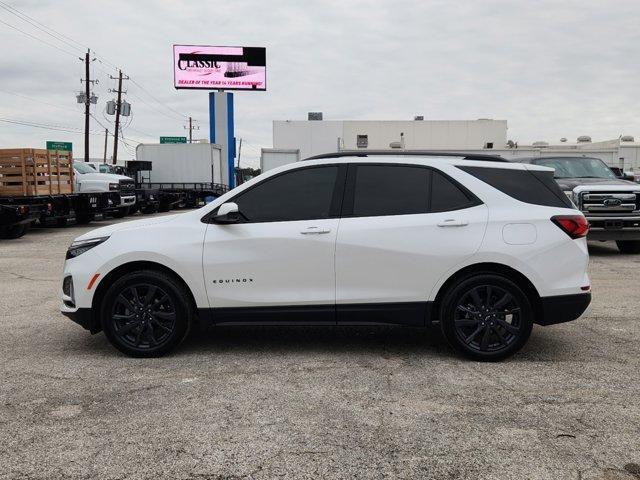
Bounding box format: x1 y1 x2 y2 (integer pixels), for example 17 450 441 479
1 213 639 480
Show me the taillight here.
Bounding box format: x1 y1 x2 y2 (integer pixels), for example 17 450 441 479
551 215 589 239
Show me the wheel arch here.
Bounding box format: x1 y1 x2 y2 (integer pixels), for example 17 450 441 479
430 262 542 324
91 260 199 323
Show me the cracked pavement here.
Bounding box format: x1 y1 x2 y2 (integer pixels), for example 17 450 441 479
1 214 639 479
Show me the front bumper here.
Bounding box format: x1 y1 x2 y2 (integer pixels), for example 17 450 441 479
586 217 640 241
61 307 101 334
588 229 640 241
119 195 136 207
537 293 591 326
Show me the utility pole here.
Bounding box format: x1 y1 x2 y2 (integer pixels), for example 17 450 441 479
78 49 97 162
103 128 108 163
109 70 129 164
184 117 199 143
84 50 90 162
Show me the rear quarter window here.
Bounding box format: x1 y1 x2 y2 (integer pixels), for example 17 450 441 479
458 166 573 209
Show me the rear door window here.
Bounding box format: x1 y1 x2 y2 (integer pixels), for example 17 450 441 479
351 165 430 217
344 164 481 217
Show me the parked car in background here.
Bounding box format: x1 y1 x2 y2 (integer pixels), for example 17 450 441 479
515 156 640 254
61 152 591 361
73 162 136 218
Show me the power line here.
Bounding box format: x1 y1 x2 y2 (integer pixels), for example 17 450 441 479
126 89 186 122
0 88 78 112
0 1 85 55
129 77 188 120
0 18 79 57
0 116 101 135
0 3 192 146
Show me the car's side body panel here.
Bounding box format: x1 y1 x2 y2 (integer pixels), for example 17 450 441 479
335 204 488 305
202 218 339 309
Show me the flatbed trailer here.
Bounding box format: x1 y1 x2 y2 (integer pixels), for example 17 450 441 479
0 191 121 237
36 191 122 226
143 182 229 211
125 161 229 213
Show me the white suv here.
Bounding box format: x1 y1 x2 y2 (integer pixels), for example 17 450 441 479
60 152 591 361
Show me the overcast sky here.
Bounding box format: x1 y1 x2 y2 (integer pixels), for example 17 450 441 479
1 0 640 168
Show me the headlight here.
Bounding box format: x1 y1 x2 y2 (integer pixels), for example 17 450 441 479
109 182 120 191
66 236 109 259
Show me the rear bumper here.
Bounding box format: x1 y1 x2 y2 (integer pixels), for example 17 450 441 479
61 307 101 334
537 293 591 326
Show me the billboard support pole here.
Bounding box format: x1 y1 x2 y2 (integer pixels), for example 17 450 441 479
208 91 236 189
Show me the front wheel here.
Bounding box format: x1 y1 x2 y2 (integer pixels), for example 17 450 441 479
616 240 640 254
439 274 533 361
75 212 94 225
100 270 193 357
111 207 128 218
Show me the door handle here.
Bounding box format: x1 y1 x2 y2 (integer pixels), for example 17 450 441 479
437 219 469 227
300 226 331 234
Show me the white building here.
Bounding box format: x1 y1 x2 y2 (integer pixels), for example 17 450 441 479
273 118 507 160
267 115 640 172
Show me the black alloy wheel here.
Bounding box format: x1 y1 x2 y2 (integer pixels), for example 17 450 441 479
440 274 533 361
101 270 192 357
111 284 176 350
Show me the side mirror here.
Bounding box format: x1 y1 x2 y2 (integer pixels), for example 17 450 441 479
213 202 240 224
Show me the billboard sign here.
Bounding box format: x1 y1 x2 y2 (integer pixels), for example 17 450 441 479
173 45 266 91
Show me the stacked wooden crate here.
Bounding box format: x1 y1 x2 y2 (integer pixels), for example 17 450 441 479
0 149 74 197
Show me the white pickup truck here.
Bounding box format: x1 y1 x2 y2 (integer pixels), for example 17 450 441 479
73 162 136 217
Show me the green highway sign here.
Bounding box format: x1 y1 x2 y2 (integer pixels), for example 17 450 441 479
46 141 72 151
160 136 187 144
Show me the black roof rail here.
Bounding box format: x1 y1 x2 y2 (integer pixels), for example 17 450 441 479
303 150 508 162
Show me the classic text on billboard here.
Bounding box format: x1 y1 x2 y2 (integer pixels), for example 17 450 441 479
173 45 266 91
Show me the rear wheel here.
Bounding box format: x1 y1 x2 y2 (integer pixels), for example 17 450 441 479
440 274 533 361
0 222 29 239
616 240 640 254
100 270 192 357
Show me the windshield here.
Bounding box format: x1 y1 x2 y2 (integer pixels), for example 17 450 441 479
532 157 616 179
74 162 96 174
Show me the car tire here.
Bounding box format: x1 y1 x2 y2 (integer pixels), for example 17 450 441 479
616 240 640 254
439 274 534 361
75 213 95 225
112 207 128 218
100 270 193 357
142 205 159 214
0 222 29 239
